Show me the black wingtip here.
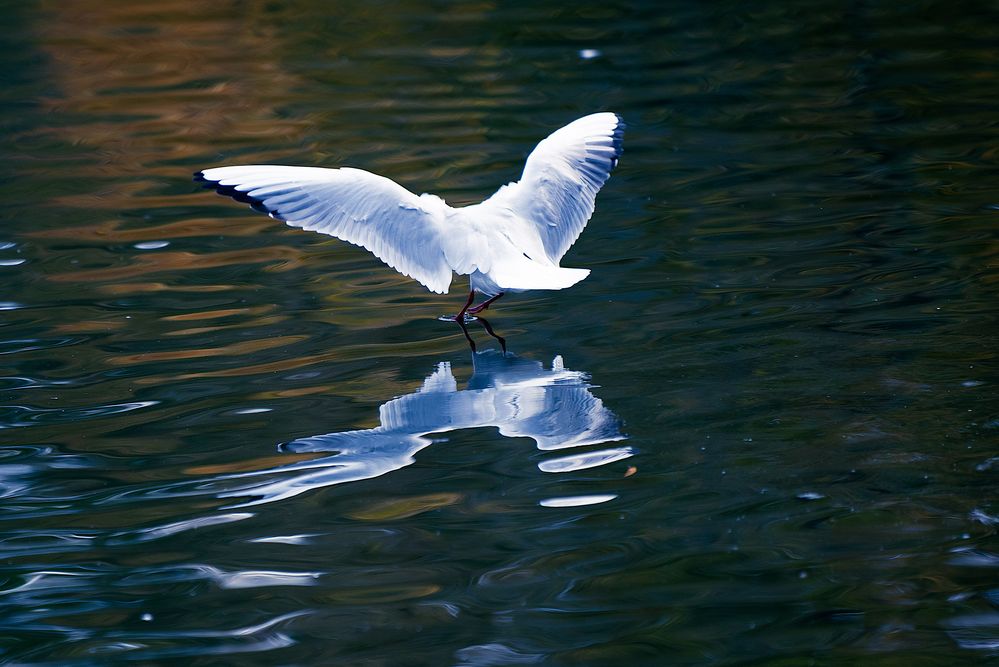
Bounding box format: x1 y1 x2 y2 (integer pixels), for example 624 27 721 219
611 114 625 162
194 171 283 219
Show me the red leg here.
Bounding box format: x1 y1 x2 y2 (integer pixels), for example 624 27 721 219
467 292 505 315
454 289 476 321
455 317 476 352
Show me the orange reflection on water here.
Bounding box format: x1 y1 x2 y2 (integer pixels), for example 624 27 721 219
107 335 306 366
51 319 130 334
161 305 276 322
26 216 275 242
249 385 337 399
36 0 310 179
345 493 464 521
164 316 288 338
48 246 309 284
98 281 235 295
132 335 455 387
186 452 326 476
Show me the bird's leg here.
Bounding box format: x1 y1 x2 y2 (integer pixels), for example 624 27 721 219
475 316 506 355
455 317 476 353
467 292 505 315
453 289 476 321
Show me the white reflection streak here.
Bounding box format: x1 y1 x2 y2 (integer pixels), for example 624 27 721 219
213 350 630 507
106 513 254 544
216 569 322 589
538 495 618 508
114 563 322 590
0 570 94 596
105 610 311 657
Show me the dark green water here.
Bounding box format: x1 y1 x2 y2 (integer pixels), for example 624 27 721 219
2 1 997 664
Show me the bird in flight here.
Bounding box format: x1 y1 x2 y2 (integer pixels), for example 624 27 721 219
195 112 624 321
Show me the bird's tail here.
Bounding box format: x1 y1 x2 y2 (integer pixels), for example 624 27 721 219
490 258 590 291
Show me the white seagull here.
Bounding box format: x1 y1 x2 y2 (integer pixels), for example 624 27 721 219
195 112 624 320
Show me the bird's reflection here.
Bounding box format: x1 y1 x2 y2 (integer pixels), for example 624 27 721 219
209 345 630 508
454 315 506 354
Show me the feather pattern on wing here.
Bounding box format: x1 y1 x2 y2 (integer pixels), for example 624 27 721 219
481 112 624 263
195 165 454 293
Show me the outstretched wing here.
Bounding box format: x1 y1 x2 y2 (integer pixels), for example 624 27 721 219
482 112 624 263
195 165 454 294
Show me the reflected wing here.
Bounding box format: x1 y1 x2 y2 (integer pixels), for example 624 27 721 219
196 165 454 294
483 112 624 263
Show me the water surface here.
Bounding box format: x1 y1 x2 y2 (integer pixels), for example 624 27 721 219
2 1 998 664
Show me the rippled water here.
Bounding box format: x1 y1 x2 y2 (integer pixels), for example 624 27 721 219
2 1 998 664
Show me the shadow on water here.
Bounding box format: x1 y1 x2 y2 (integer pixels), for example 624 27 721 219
200 344 631 508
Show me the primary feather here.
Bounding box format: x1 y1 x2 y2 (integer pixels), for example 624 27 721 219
481 112 625 263
195 112 624 304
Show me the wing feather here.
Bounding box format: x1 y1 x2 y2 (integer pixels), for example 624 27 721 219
195 165 454 293
482 112 624 263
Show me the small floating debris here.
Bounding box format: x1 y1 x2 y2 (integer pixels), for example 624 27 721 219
232 407 274 415
797 491 825 501
578 48 601 60
134 241 170 250
961 380 984 387
0 259 26 266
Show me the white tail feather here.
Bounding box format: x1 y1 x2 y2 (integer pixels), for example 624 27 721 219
490 259 590 291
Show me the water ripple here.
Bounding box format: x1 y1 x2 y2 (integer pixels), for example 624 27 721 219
2 1 996 663
116 564 322 590
105 512 253 545
0 400 158 428
944 612 999 653
0 531 98 559
0 336 86 355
